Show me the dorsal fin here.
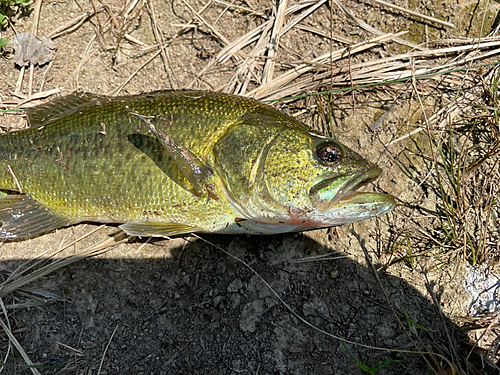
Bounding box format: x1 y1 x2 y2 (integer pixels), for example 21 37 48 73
27 92 110 125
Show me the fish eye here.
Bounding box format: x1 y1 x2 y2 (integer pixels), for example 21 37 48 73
316 144 342 166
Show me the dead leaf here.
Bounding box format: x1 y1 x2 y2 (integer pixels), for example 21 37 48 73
11 32 57 67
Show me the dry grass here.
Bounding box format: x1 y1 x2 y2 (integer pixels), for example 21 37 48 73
0 230 128 373
380 65 500 371
385 65 500 264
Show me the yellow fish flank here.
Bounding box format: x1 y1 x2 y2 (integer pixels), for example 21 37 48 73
0 91 395 239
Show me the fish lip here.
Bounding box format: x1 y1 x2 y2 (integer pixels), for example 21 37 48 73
335 166 382 205
309 165 383 211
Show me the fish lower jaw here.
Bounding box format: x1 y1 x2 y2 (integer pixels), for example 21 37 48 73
217 194 395 234
289 192 395 227
335 191 395 207
336 190 376 205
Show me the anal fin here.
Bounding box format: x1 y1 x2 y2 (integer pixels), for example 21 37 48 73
0 195 73 239
120 220 199 238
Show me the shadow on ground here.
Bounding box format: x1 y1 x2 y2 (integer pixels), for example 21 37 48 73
0 233 486 374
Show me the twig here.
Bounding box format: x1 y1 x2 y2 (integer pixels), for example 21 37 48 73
424 274 460 368
0 317 42 375
97 325 119 375
56 342 84 356
30 0 43 35
0 298 12 373
334 0 425 51
253 40 500 101
146 0 167 74
146 0 176 88
296 24 352 44
28 65 34 97
123 33 149 48
15 88 62 107
197 21 267 82
280 0 327 36
348 44 355 113
114 0 215 93
7 165 22 193
110 49 162 96
89 0 104 36
385 90 476 146
248 31 406 99
223 20 273 94
0 231 128 297
291 253 348 263
39 60 54 92
27 0 43 97
370 86 409 131
15 66 25 94
351 228 435 371
176 1 213 36
198 0 327 90
124 0 142 21
368 0 454 29
0 224 101 290
73 34 97 89
47 12 94 39
212 0 268 17
181 0 235 49
262 0 288 84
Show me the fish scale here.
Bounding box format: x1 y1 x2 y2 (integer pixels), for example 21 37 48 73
0 90 395 239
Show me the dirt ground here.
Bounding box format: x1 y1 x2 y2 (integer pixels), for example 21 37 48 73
0 0 500 374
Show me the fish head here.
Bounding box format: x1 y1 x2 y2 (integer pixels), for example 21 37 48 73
215 121 395 233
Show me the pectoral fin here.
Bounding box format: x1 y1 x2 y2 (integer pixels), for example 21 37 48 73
0 195 73 239
138 117 212 195
120 220 200 238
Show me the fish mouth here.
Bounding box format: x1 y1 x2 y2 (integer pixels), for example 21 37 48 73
309 166 385 212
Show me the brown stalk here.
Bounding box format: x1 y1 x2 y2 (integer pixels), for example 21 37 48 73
47 12 94 39
261 0 288 85
368 0 454 29
146 0 176 88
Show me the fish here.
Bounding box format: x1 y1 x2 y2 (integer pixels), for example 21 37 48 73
0 90 395 239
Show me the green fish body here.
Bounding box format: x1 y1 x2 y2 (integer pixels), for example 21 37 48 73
0 91 395 239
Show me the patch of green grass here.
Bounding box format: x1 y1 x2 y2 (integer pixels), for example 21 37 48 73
429 115 499 265
402 308 435 333
380 65 500 272
317 91 336 137
342 342 403 375
0 0 31 50
312 90 337 137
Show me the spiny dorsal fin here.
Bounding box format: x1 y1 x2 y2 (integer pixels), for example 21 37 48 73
120 220 199 238
27 92 110 126
0 195 73 239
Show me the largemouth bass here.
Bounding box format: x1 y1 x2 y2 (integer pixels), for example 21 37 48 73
0 91 395 239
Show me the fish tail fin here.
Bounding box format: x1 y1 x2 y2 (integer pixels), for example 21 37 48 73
0 195 73 239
